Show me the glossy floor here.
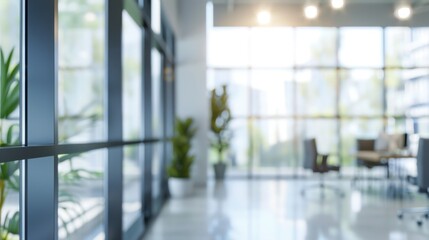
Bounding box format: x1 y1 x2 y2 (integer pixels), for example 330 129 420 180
143 179 429 240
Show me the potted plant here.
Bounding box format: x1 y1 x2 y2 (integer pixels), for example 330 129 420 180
167 117 197 198
210 85 232 180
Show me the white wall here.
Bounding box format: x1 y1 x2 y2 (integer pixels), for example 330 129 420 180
163 0 208 186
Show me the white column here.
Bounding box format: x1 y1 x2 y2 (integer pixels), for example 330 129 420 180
176 0 208 186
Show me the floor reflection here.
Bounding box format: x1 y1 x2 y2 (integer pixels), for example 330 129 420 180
144 180 429 240
209 182 232 240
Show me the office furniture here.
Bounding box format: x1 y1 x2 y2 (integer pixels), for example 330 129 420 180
398 138 429 226
353 139 388 187
356 149 415 198
301 138 343 197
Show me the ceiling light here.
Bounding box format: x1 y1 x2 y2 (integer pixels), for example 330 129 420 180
257 10 271 25
331 0 345 9
304 5 319 19
395 5 412 20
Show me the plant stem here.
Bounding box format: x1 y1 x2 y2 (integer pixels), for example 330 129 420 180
217 135 223 163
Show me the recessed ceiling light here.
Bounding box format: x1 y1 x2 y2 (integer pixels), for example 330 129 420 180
331 0 345 9
395 5 412 20
304 5 319 19
257 10 271 25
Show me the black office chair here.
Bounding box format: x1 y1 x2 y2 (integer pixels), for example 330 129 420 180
397 138 429 226
353 139 388 188
301 138 343 198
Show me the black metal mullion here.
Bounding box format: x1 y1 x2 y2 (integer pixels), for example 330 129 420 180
105 0 124 238
21 0 58 239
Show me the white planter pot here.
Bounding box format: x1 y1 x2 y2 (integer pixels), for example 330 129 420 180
168 178 193 198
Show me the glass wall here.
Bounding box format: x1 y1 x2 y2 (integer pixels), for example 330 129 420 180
0 0 175 239
208 26 424 177
0 0 20 239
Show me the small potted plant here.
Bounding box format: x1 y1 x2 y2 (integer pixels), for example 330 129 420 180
167 117 197 198
210 85 232 180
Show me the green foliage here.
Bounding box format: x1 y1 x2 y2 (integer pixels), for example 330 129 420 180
0 48 19 120
210 85 232 163
0 47 104 239
167 117 197 179
2 211 18 238
0 48 20 239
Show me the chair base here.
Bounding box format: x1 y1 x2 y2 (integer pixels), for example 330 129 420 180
301 183 344 198
397 207 429 226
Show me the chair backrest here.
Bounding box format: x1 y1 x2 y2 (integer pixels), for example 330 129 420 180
357 139 375 151
417 138 429 189
303 138 317 170
356 139 375 166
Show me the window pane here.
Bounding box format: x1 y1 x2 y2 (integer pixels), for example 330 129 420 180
58 0 105 143
250 27 294 67
58 149 106 239
412 117 429 137
296 28 337 66
0 1 21 238
123 11 143 140
207 69 249 117
250 70 294 116
296 69 337 116
339 28 383 67
208 27 250 67
410 28 429 67
152 49 163 137
152 143 164 214
404 68 429 117
1 160 20 239
340 119 383 166
385 70 406 116
123 145 143 232
385 27 411 67
151 0 161 34
340 69 383 116
250 119 296 176
387 117 407 133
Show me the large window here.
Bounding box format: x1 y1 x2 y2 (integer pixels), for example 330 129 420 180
0 0 175 239
208 26 423 177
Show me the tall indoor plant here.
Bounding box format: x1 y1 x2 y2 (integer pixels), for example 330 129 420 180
210 85 232 180
167 117 196 198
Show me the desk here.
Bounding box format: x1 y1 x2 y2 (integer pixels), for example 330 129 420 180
356 150 416 199
356 150 415 163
